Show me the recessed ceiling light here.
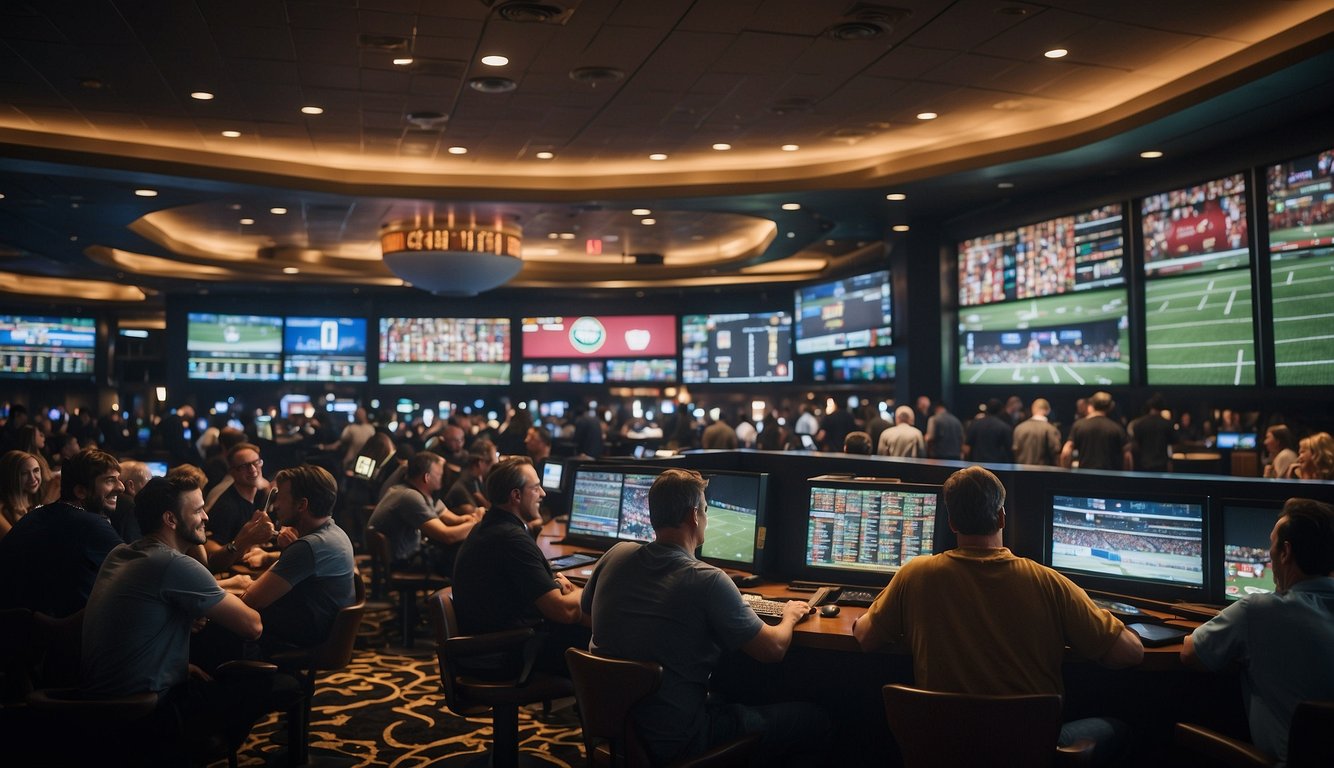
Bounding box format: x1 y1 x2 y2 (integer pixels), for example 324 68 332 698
282 267 300 275
892 224 911 232
535 151 554 159
997 181 1015 189
481 55 509 67
781 203 801 211
190 91 214 101
559 233 576 240
392 57 414 66
221 130 241 138
448 146 468 155
712 143 732 151
134 189 158 197
885 193 907 201
547 233 559 239
300 106 324 115
631 208 652 216
270 207 288 215
239 218 254 225
0 193 6 200
1140 150 1164 159
1044 48 1068 59
641 218 656 226
648 153 668 161
781 144 800 151
916 112 938 120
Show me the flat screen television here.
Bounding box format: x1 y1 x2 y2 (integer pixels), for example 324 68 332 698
800 476 942 588
1219 498 1283 604
282 316 368 382
541 458 567 493
1140 173 1255 385
564 465 665 549
794 270 892 354
1047 490 1209 602
605 358 677 383
521 362 605 384
378 317 511 385
1266 146 1334 386
812 354 896 383
186 313 281 381
696 471 769 574
681 311 793 383
0 315 96 381
1213 432 1257 450
521 315 677 358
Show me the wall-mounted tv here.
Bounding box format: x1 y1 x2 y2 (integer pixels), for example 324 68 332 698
1140 173 1255 385
521 361 605 384
186 313 281 381
1267 147 1334 386
521 315 677 358
681 312 792 383
282 316 368 382
605 358 677 383
794 270 892 354
812 354 896 383
378 317 511 385
0 315 96 381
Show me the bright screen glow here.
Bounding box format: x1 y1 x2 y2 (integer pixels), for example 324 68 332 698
1222 502 1281 603
682 312 792 383
804 481 938 576
187 313 281 381
521 315 677 358
794 271 892 354
0 315 95 380
1268 148 1334 386
283 316 368 382
1049 494 1204 587
379 317 511 385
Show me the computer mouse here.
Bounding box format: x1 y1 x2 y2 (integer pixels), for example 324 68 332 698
819 604 841 618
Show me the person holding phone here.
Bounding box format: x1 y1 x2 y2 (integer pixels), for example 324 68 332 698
204 443 275 572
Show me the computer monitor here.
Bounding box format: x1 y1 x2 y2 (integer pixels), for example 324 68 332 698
564 465 666 548
1219 498 1283 603
1047 490 1209 601
541 458 566 492
145 460 169 478
1214 432 1257 450
697 471 769 574
801 476 942 587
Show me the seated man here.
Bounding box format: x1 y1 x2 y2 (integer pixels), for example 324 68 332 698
443 444 495 518
81 474 299 759
0 448 124 617
241 464 356 653
854 465 1143 765
368 452 478 577
1183 497 1334 764
451 456 586 675
204 442 276 572
582 468 826 766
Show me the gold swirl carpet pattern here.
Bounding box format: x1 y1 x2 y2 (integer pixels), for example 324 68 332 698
234 646 585 767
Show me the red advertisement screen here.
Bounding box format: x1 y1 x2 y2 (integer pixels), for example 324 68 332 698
521 316 677 358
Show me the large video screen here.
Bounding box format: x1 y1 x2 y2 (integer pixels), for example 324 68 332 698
1267 147 1334 386
958 287 1130 385
378 317 511 385
521 315 676 358
1267 148 1334 253
1141 174 1255 385
794 270 892 354
521 362 605 384
0 315 96 380
187 313 281 381
681 312 792 383
282 316 368 382
605 358 677 383
812 354 896 383
804 479 940 580
1049 493 1205 589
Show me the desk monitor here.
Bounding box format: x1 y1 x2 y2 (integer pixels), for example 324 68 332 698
1214 432 1257 450
541 458 566 492
1047 491 1208 602
801 476 942 587
564 465 665 549
145 460 169 478
1220 498 1283 604
697 471 769 574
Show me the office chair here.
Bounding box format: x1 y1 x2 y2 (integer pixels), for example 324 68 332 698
881 683 1093 767
564 648 759 768
365 527 449 648
425 587 574 768
1174 700 1334 768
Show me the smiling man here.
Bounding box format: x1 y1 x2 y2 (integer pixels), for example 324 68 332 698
0 448 125 616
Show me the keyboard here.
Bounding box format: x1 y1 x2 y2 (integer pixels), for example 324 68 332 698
835 589 879 608
742 593 807 625
1091 597 1146 619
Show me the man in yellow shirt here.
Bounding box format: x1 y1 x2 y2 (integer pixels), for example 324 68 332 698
854 465 1143 765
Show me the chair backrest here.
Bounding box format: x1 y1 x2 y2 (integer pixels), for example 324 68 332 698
424 587 489 717
565 647 663 768
882 683 1066 768
32 609 84 689
364 527 392 593
1 608 34 706
1288 700 1334 768
307 593 366 673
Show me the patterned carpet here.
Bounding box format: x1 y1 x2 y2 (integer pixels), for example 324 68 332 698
233 644 585 767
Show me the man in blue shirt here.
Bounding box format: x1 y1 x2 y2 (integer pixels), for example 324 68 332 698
1184 498 1334 764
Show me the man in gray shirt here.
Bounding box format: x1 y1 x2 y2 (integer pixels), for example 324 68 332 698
368 452 478 575
1012 398 1061 466
925 402 965 460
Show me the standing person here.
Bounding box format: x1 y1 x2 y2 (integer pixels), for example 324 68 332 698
204 442 277 572
1183 498 1334 765
581 469 825 766
1061 391 1130 471
925 402 965 460
1263 425 1299 479
701 411 739 450
878 405 925 458
1127 395 1174 472
964 400 1014 464
1012 398 1061 466
864 403 892 452
573 403 605 458
0 450 43 542
322 406 376 470
855 466 1143 765
81 474 299 761
816 401 857 452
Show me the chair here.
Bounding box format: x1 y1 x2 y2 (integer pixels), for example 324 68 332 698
0 608 34 707
564 647 759 768
268 573 368 766
881 683 1093 767
1174 700 1334 768
425 587 575 768
365 526 449 648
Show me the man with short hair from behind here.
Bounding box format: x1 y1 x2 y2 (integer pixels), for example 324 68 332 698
1183 498 1334 764
842 431 874 455
854 465 1143 766
81 473 299 761
1062 391 1130 470
582 468 827 766
1012 398 1061 466
0 448 124 617
878 405 925 458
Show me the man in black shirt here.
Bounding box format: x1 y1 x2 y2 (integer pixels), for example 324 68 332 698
1062 392 1130 471
1128 395 1174 472
205 442 276 572
965 399 1014 464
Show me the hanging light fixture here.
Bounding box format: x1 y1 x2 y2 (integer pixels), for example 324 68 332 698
380 217 523 296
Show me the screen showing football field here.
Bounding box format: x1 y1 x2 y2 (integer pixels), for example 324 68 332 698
1270 249 1334 385
1222 502 1279 603
1049 495 1204 587
1143 268 1256 385
957 287 1129 385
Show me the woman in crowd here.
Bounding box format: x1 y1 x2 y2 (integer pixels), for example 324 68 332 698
16 424 58 504
0 450 45 541
1295 432 1334 480
1262 424 1299 478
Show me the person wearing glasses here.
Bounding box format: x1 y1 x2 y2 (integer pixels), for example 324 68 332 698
204 442 276 572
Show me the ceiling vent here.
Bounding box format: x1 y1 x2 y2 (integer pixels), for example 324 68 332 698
569 66 624 85
406 111 449 130
469 76 518 93
770 97 815 115
358 34 411 51
826 4 911 40
486 1 578 24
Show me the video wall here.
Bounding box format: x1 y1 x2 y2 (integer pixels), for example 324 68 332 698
1266 148 1334 386
0 315 96 381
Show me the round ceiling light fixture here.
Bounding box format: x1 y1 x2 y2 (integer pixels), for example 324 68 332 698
380 220 524 296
